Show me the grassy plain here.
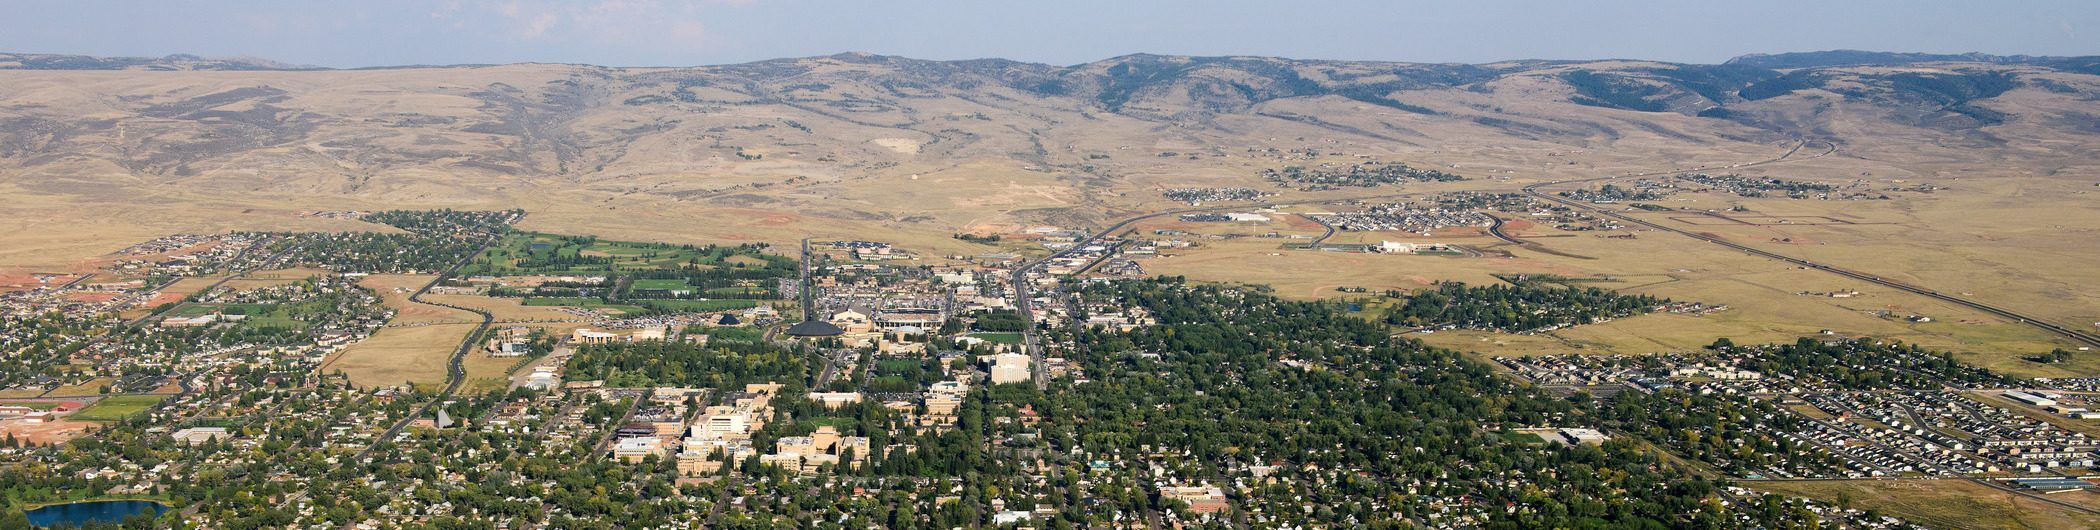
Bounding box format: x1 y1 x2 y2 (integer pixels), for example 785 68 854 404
357 274 479 325
0 60 2096 395
324 323 477 388
1751 479 2100 530
422 293 584 322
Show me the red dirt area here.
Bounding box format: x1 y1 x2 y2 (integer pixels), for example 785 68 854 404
63 292 122 303
0 272 51 293
142 291 186 307
1498 219 1536 232
0 418 98 446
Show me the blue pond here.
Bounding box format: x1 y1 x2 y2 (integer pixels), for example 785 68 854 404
21 500 168 528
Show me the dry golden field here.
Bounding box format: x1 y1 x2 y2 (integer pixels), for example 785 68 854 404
357 274 479 326
1752 479 2100 530
421 293 585 323
1 55 2098 382
322 323 477 389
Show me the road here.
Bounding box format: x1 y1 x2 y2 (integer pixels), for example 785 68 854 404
351 219 516 462
1005 193 1422 389
124 240 295 328
1302 213 1338 245
797 238 817 321
1518 140 2100 350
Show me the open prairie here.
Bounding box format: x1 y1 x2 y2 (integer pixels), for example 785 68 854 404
357 274 479 325
322 323 476 389
1752 479 2100 530
2 53 2098 373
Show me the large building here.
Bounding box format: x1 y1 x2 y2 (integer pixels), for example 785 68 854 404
989 353 1032 385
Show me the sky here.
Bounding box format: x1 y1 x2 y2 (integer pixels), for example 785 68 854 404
2 0 2096 68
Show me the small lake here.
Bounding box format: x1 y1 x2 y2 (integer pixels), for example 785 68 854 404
21 500 168 528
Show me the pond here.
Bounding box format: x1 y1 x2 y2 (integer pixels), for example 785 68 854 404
21 500 168 528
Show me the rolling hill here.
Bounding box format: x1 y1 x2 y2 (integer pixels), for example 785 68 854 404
2 50 2098 267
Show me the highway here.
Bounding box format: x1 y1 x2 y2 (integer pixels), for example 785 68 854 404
1517 141 2100 350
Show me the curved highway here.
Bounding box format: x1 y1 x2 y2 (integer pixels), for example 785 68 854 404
352 216 516 461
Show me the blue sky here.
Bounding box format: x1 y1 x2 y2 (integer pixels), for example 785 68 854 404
3 0 2096 67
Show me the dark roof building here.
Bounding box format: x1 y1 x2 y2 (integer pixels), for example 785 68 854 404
785 320 845 337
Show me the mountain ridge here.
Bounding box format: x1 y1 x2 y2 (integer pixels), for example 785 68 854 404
6 49 2094 71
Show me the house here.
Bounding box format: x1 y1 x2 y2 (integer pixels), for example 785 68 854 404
993 511 1032 525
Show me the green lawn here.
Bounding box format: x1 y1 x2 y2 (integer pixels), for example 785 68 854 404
638 299 758 312
470 232 792 273
1498 431 1547 444
0 401 61 410
630 279 693 290
704 286 773 297
69 395 167 423
239 314 309 330
522 297 646 314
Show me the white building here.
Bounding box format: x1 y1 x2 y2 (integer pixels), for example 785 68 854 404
989 353 1032 385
